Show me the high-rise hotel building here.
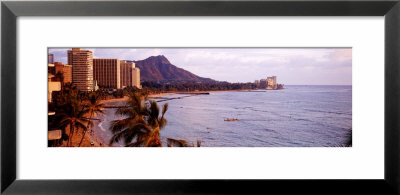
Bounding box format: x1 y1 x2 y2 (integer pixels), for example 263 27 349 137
68 48 94 91
93 58 121 89
267 76 277 90
120 60 134 88
120 60 141 89
132 67 141 89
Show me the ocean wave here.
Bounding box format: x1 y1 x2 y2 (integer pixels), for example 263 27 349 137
98 121 106 132
303 108 351 116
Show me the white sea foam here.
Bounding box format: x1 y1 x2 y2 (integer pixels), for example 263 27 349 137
98 121 106 132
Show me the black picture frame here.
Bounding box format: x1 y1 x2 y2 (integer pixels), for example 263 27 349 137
2 0 400 194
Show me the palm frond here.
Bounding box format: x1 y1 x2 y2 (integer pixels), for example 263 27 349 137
166 138 190 147
75 121 88 131
110 119 132 133
125 142 143 147
158 117 168 130
161 103 169 117
58 117 72 129
109 129 128 145
108 92 170 147
115 107 135 117
124 123 152 144
147 100 160 128
149 101 160 118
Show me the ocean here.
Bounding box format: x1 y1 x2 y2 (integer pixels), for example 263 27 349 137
93 85 352 147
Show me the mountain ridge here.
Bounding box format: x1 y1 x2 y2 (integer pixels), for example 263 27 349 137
133 55 215 83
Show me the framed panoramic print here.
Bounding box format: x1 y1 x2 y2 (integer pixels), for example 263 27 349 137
2 0 400 194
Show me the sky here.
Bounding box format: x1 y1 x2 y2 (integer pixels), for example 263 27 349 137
48 48 352 85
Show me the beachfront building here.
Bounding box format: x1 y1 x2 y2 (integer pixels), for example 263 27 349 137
120 60 142 89
255 80 260 87
132 67 141 89
120 60 134 88
68 48 95 91
267 76 277 90
48 53 54 64
259 79 267 89
54 62 72 83
48 73 61 103
120 60 132 88
93 58 121 89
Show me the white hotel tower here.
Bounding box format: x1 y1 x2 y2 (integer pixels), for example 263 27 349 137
68 48 95 91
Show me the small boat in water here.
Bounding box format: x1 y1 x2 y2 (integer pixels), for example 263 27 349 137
224 118 239 121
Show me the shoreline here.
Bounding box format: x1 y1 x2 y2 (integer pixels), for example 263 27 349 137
98 89 252 104
91 119 112 147
148 89 252 98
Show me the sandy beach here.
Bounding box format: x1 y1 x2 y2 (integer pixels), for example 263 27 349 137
148 92 176 98
59 125 102 147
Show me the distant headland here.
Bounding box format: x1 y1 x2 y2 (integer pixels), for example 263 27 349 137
254 76 284 90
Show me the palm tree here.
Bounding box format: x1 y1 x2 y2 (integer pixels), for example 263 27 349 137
62 82 77 100
109 92 169 147
78 93 104 147
144 101 168 146
57 86 91 147
58 100 91 147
